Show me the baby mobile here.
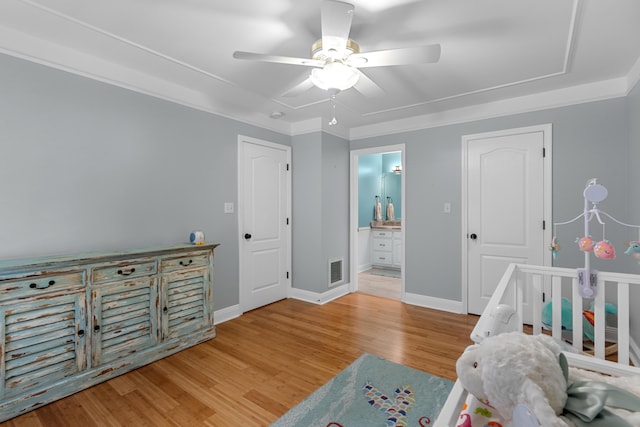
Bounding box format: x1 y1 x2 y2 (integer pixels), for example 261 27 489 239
551 179 640 298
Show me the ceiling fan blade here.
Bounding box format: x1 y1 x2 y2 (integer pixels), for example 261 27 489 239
281 77 315 97
353 70 385 98
348 44 441 68
233 51 325 67
321 0 354 52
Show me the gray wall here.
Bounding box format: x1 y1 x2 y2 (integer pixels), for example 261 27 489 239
3 49 639 320
292 131 350 293
351 96 637 302
321 132 350 287
292 132 324 292
0 53 291 311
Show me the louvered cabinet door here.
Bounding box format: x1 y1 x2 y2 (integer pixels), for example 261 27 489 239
90 278 159 366
160 268 211 340
0 292 87 398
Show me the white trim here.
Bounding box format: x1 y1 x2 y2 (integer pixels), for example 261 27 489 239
460 124 553 314
349 78 627 140
213 304 242 325
628 56 640 93
403 292 464 314
3 21 634 140
350 145 406 299
288 283 351 305
0 26 293 137
290 118 323 136
358 263 373 273
237 135 292 313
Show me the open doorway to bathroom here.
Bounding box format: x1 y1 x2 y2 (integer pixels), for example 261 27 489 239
350 145 405 301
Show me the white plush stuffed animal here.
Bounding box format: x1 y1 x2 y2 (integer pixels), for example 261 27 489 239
456 331 568 426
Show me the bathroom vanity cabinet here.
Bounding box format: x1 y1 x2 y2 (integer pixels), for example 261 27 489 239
371 229 402 268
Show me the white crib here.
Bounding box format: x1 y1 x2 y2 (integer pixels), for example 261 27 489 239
435 263 640 426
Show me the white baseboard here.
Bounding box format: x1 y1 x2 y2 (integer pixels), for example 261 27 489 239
359 263 372 273
214 304 242 325
213 289 463 324
212 284 352 324
289 283 351 305
403 292 464 314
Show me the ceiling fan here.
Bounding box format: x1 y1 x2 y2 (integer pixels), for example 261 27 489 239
233 0 441 98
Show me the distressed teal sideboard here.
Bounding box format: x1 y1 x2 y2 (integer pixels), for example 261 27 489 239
0 243 219 421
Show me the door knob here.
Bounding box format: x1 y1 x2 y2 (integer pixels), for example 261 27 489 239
469 233 478 240
244 233 252 240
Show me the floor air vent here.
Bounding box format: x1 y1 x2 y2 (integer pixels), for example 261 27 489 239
329 257 344 287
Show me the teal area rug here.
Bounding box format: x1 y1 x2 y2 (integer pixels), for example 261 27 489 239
271 353 453 427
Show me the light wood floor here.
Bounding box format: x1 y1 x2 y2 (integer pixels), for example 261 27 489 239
2 293 479 427
358 269 401 300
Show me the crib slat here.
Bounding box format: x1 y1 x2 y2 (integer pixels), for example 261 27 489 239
618 282 630 365
532 274 542 335
551 276 562 340
516 273 524 333
594 278 605 360
571 277 583 353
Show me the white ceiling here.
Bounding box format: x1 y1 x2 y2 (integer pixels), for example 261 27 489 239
1 0 640 139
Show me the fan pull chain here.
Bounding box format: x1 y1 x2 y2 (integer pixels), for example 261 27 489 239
329 94 338 126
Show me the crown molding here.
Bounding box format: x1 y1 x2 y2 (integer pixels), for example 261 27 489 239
348 77 629 140
627 56 640 94
2 20 638 142
0 26 294 136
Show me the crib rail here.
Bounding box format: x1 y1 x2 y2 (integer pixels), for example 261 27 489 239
471 263 640 375
435 264 640 426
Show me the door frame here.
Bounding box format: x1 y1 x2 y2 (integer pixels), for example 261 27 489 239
349 144 406 299
460 124 553 314
237 135 292 313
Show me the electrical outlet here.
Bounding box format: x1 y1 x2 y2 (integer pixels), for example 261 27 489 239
224 202 234 214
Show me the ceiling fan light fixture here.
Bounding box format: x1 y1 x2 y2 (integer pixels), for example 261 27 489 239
310 62 360 91
311 39 360 61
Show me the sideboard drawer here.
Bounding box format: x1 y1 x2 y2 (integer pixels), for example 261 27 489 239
92 259 157 284
161 252 209 273
0 271 85 297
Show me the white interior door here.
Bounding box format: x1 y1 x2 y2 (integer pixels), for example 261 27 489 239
238 136 291 312
464 125 551 316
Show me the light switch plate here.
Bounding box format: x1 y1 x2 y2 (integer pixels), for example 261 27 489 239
444 202 451 213
224 202 234 214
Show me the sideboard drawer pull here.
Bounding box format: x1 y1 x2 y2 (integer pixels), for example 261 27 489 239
92 260 156 284
179 259 193 266
117 268 136 276
29 280 56 290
